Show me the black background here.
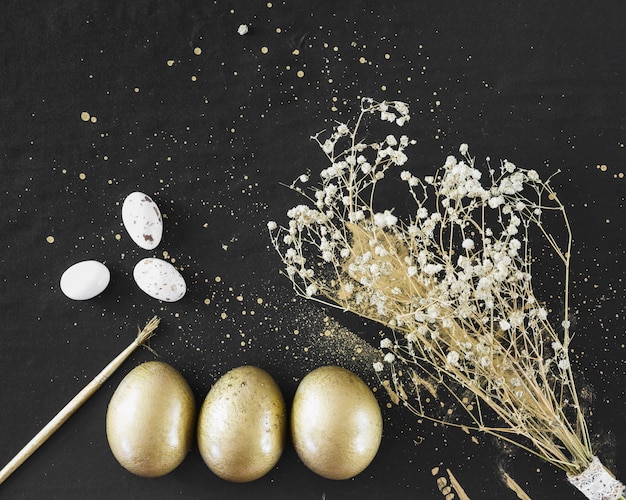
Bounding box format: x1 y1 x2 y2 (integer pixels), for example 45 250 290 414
1 1 625 499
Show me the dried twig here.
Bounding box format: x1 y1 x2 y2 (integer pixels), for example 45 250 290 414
0 316 160 485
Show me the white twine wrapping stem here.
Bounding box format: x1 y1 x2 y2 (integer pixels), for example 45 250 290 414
567 456 624 500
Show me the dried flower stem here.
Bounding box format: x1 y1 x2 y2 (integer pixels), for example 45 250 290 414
269 98 624 499
0 316 160 486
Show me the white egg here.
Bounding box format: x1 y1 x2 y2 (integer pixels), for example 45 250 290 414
122 192 163 250
133 258 186 302
60 260 111 300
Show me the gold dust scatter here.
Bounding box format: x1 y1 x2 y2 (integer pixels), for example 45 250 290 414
46 235 55 244
90 116 97 123
236 295 244 302
381 85 387 91
385 53 391 59
256 297 263 304
191 75 197 81
359 56 367 64
333 46 339 52
598 164 608 172
162 250 170 259
79 173 86 180
296 70 305 78
261 46 269 54
215 276 222 282
431 467 440 475
134 87 140 93
266 2 272 7
80 111 91 121
193 47 202 55
292 49 300 55
167 59 175 66
62 169 67 174
104 155 109 161
240 341 246 347
275 27 282 33
221 312 228 319
204 298 211 305
115 233 121 240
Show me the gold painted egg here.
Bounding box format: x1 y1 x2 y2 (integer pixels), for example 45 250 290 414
197 365 287 482
291 365 383 480
106 361 196 477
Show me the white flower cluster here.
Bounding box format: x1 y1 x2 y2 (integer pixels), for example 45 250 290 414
268 98 594 482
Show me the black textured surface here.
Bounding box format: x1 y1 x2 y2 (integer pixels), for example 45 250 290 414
1 1 625 498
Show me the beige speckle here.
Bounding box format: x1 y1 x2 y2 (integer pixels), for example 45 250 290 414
296 70 305 78
90 116 97 123
193 47 202 55
166 59 175 66
80 111 91 122
292 49 299 55
261 46 269 54
46 235 55 244
79 173 86 180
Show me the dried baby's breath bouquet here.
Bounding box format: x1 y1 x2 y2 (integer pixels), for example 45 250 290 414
268 98 624 499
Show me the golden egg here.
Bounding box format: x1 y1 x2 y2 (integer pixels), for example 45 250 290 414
197 365 287 482
106 361 196 477
291 365 383 480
